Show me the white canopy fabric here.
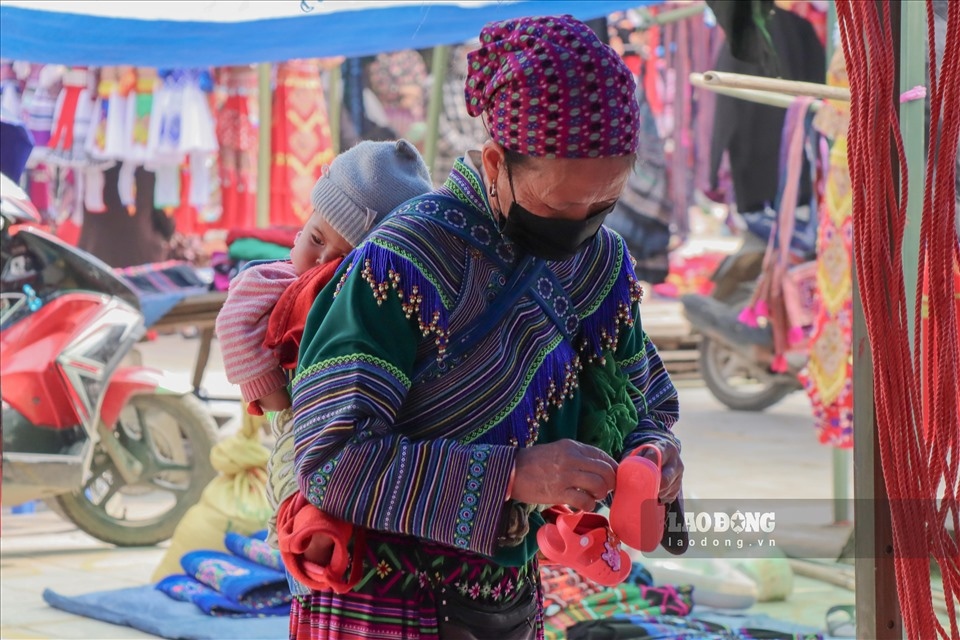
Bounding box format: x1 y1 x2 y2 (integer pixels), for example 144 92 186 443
0 1 657 67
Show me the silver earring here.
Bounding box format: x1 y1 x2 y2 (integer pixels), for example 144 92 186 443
489 183 497 198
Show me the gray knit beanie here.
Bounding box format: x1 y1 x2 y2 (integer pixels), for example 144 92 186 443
310 139 432 247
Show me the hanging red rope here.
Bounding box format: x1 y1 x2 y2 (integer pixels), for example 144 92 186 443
836 1 959 638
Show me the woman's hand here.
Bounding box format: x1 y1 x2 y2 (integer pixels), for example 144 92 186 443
636 439 684 503
510 439 618 512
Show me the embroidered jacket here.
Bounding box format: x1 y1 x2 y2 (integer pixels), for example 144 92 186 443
292 158 679 561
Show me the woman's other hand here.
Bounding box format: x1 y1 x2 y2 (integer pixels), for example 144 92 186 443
511 439 618 511
637 439 684 503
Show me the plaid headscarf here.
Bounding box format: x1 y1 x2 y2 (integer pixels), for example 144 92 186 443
465 15 640 159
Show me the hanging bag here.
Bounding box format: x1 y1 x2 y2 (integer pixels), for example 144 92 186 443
739 97 822 371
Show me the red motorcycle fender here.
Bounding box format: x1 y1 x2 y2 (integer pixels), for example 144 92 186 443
99 367 192 428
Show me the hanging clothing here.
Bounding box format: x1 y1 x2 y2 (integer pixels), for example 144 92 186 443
778 0 829 48
216 66 258 231
661 10 723 238
432 44 489 186
124 69 157 165
289 157 680 638
709 7 825 217
47 67 95 167
799 49 853 449
603 90 673 285
270 60 335 228
78 163 174 268
21 64 61 151
366 50 427 140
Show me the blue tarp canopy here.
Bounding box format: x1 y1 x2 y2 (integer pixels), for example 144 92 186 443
0 1 657 67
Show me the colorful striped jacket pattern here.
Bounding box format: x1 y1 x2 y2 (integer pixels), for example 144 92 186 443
292 158 679 559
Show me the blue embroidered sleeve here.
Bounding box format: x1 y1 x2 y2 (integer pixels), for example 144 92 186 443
615 306 681 456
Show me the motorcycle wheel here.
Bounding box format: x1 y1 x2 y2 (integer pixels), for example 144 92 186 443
699 336 795 412
55 393 217 547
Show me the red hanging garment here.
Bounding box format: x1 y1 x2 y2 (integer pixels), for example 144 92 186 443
269 60 335 228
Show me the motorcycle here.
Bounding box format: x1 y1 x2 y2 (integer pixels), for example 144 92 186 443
1 173 217 546
680 231 804 412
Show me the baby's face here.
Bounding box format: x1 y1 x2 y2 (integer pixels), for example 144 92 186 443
291 213 354 275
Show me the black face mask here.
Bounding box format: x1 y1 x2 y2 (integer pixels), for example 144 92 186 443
500 202 614 261
496 165 614 261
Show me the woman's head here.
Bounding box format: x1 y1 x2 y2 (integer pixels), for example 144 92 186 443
464 15 640 259
479 142 634 260
465 15 640 160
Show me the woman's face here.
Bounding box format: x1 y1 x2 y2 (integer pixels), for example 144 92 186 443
481 141 633 222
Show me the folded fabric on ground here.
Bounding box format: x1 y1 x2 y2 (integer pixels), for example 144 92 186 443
226 226 299 249
156 575 290 617
116 260 211 326
691 610 823 638
566 614 823 639
155 530 292 617
225 530 284 572
227 237 291 262
180 550 289 611
542 566 694 639
42 585 287 640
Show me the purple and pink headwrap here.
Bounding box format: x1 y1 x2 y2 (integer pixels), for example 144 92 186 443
465 15 640 160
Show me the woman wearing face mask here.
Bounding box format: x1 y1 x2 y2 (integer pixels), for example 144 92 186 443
289 15 684 640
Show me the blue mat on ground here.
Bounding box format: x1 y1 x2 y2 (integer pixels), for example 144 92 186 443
691 609 822 636
42 585 287 640
569 613 824 639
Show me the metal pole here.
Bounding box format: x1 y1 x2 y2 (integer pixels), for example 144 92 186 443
827 0 838 64
832 447 850 523
900 0 926 345
329 63 342 156
256 63 272 229
424 45 450 179
825 0 852 526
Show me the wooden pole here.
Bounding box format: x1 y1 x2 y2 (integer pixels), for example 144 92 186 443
852 1 903 637
256 63 272 229
701 70 851 102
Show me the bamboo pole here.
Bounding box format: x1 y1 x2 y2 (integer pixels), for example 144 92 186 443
789 559 951 615
256 63 272 229
689 72 823 111
632 2 706 30
424 45 450 179
701 70 851 103
329 63 342 156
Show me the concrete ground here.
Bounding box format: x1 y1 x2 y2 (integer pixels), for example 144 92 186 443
2 334 859 639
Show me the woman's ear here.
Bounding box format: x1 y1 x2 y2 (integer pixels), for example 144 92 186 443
480 140 506 186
